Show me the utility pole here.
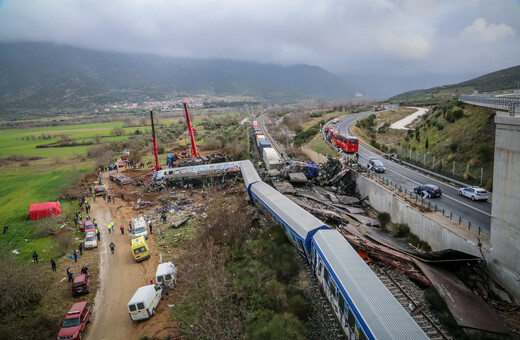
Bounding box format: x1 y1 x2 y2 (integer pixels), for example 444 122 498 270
150 109 160 172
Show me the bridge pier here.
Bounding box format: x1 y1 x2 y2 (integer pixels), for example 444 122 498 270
489 115 520 301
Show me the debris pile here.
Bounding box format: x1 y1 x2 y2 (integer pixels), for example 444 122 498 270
314 157 348 186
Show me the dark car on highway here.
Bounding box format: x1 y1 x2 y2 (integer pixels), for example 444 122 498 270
414 184 442 198
367 158 385 173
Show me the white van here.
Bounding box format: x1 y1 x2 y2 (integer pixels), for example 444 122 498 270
155 262 177 287
127 285 162 321
131 217 148 240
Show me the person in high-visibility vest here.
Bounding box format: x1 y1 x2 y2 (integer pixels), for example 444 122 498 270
107 223 112 234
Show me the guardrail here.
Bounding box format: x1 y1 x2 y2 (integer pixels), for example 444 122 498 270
368 171 489 235
459 95 520 116
324 113 490 235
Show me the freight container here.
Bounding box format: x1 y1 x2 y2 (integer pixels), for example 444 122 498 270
258 139 271 155
256 135 266 147
262 147 282 170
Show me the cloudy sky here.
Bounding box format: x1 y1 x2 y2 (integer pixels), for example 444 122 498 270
0 0 518 77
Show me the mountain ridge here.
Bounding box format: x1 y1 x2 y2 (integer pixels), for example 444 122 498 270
388 65 520 103
0 42 354 117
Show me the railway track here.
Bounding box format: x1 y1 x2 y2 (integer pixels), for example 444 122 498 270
373 266 451 340
256 114 288 161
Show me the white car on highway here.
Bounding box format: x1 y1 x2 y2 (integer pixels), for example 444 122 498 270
458 186 489 201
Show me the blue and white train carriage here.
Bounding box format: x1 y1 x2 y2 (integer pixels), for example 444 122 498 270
240 161 428 339
249 180 329 260
311 230 429 340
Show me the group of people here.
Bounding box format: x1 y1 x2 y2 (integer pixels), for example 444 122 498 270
107 221 115 234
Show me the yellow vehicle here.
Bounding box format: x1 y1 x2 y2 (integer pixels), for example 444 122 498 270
131 236 150 262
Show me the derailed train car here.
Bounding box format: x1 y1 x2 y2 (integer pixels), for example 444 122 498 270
239 160 428 340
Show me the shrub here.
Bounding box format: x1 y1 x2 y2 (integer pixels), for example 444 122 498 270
157 146 165 154
376 212 391 230
247 313 306 340
201 137 223 151
452 108 464 120
111 126 125 136
55 230 74 255
396 223 410 238
33 216 63 238
449 142 458 153
0 253 44 318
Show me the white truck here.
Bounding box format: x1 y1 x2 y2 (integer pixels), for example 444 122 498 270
262 147 282 170
127 285 162 321
130 216 148 240
155 262 177 287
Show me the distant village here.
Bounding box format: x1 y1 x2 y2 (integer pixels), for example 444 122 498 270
96 96 252 114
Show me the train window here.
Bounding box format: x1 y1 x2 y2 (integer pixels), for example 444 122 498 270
338 292 345 313
324 266 329 283
330 280 338 299
347 309 355 329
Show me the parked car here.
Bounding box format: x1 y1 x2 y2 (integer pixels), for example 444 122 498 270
84 232 97 249
414 184 442 198
80 220 94 233
57 301 91 340
118 160 126 167
458 186 489 201
72 274 91 296
84 225 96 235
367 158 385 173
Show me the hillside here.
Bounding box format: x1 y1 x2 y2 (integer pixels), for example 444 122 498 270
0 42 354 120
389 65 520 104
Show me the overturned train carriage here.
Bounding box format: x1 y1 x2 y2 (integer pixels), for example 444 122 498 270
153 161 242 186
312 230 428 340
239 160 428 340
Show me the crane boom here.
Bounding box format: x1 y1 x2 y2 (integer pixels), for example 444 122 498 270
150 109 160 171
183 101 199 158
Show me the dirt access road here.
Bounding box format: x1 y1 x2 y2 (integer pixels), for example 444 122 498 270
84 171 175 340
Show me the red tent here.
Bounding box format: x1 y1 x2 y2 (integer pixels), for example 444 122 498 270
29 202 61 221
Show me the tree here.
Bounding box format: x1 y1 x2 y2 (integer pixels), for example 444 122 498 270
111 127 124 136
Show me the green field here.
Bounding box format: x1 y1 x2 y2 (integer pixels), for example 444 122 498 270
0 164 88 261
0 121 144 260
0 122 146 158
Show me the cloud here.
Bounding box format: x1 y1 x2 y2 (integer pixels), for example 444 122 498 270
378 33 433 59
0 0 518 77
461 18 515 42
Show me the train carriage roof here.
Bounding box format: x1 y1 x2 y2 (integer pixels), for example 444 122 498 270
240 160 261 189
250 181 327 240
313 230 428 340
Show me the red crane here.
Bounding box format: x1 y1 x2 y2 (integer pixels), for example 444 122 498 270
183 101 199 158
149 109 160 172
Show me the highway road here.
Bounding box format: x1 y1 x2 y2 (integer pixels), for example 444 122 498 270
334 109 492 235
